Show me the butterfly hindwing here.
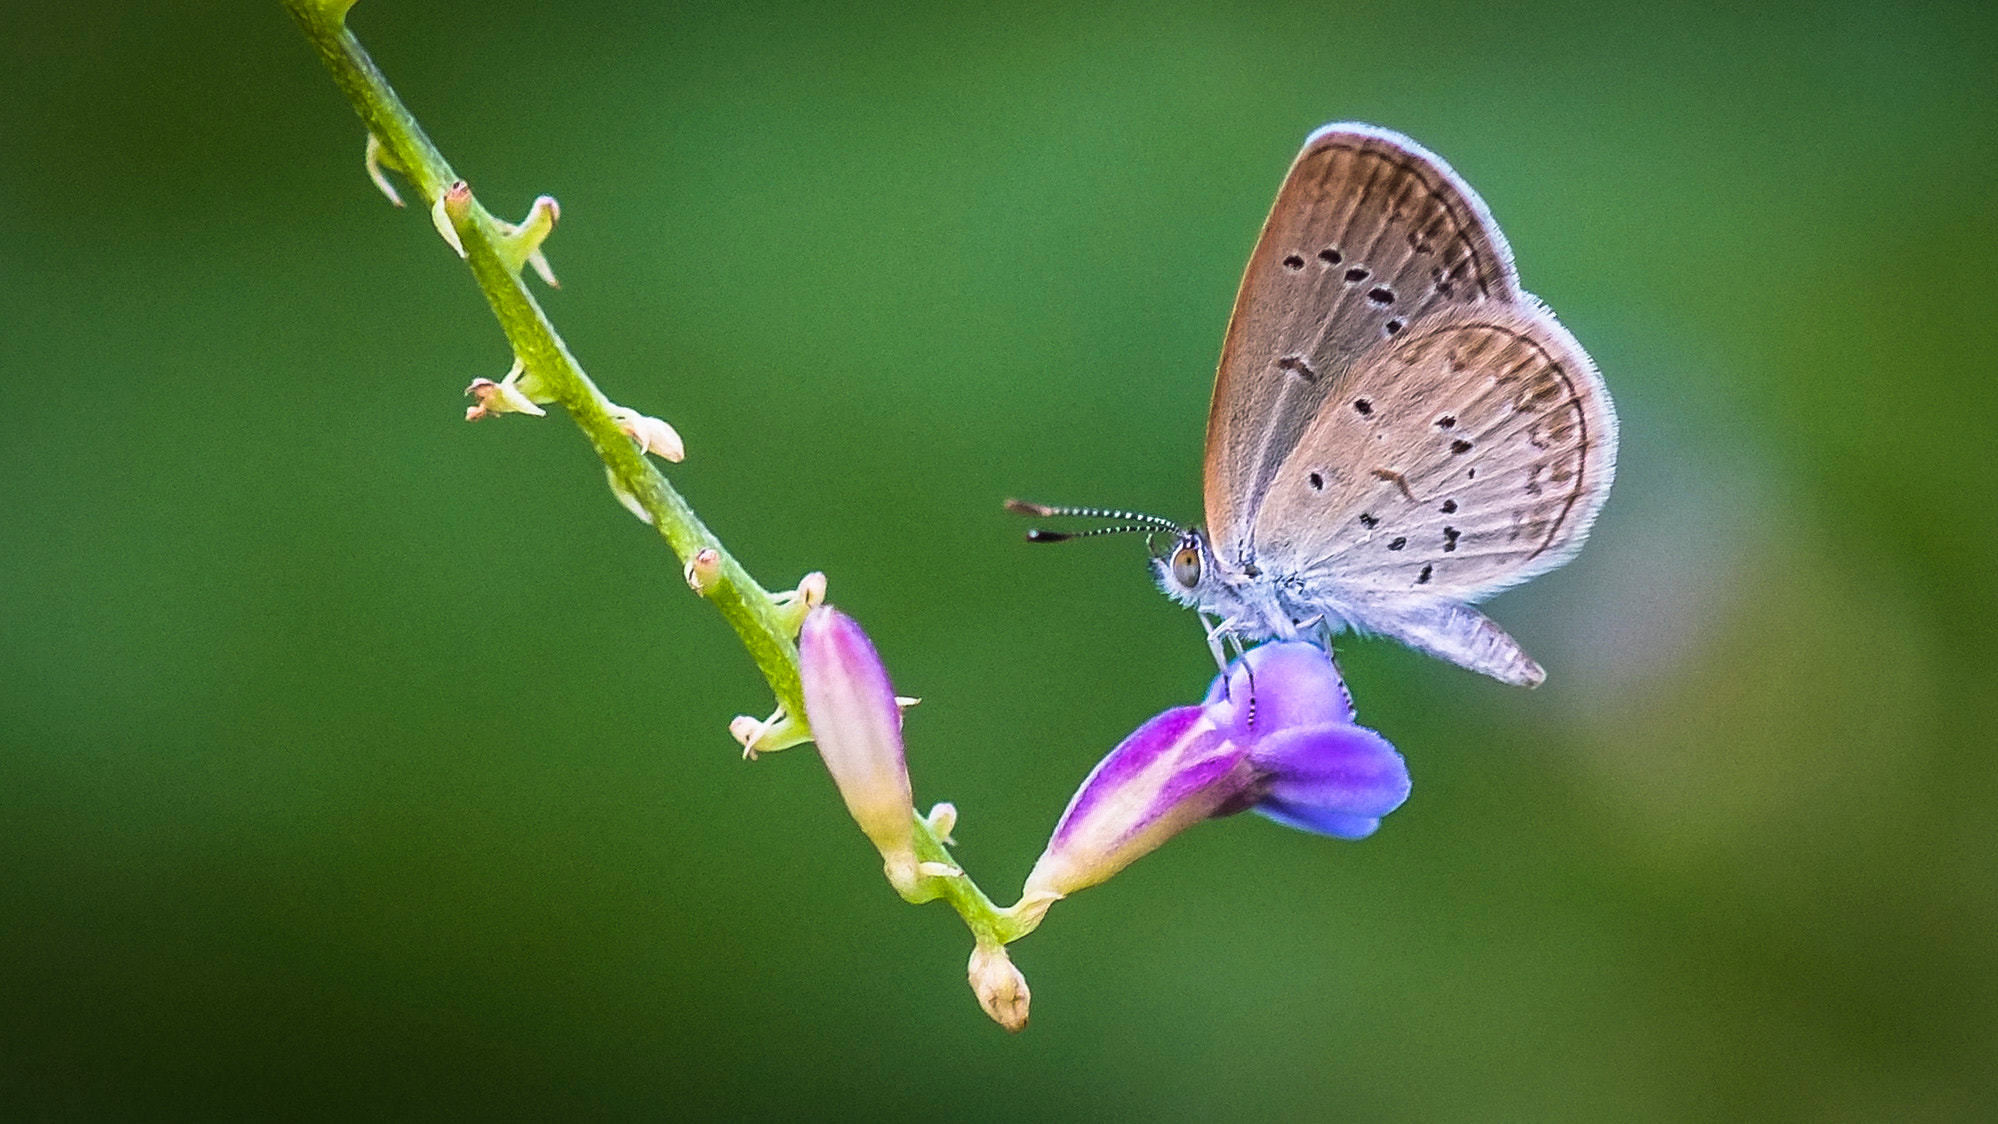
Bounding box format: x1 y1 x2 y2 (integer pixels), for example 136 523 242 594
1254 301 1618 605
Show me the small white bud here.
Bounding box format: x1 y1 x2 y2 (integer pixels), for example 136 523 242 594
495 195 562 288
770 571 829 636
465 360 547 420
609 406 685 463
728 714 764 751
684 548 722 595
728 707 809 759
924 801 957 844
796 571 827 607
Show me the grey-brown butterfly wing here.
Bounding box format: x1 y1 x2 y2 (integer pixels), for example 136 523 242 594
1203 124 1522 567
1251 302 1619 686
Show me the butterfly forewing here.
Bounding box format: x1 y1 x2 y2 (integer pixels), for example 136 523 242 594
1202 124 1522 562
1252 302 1618 603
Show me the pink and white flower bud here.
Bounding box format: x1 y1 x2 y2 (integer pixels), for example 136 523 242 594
798 606 919 889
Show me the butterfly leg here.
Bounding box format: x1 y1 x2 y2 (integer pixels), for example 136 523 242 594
1200 613 1233 674
1236 639 1258 730
1200 616 1263 728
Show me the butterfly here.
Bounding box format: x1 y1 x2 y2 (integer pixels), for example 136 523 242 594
1012 123 1618 687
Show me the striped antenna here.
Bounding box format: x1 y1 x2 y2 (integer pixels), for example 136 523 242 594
1024 524 1159 544
1004 498 1182 544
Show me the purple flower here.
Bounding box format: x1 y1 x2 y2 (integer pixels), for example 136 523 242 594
799 605 919 887
1023 642 1409 900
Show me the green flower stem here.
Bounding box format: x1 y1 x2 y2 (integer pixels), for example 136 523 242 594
906 813 1045 946
281 0 1038 952
282 0 802 721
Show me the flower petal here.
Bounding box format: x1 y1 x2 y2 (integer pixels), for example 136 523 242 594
1202 641 1356 742
1023 707 1254 899
1253 802 1384 840
1250 723 1410 822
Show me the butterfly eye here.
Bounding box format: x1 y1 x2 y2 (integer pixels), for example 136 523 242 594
1172 545 1202 589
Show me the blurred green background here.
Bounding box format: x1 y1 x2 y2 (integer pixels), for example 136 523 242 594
4 0 1995 1117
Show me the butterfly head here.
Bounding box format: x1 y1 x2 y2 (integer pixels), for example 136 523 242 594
1150 527 1226 610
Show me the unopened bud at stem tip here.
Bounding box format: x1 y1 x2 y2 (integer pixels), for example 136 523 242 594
968 943 1031 1033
